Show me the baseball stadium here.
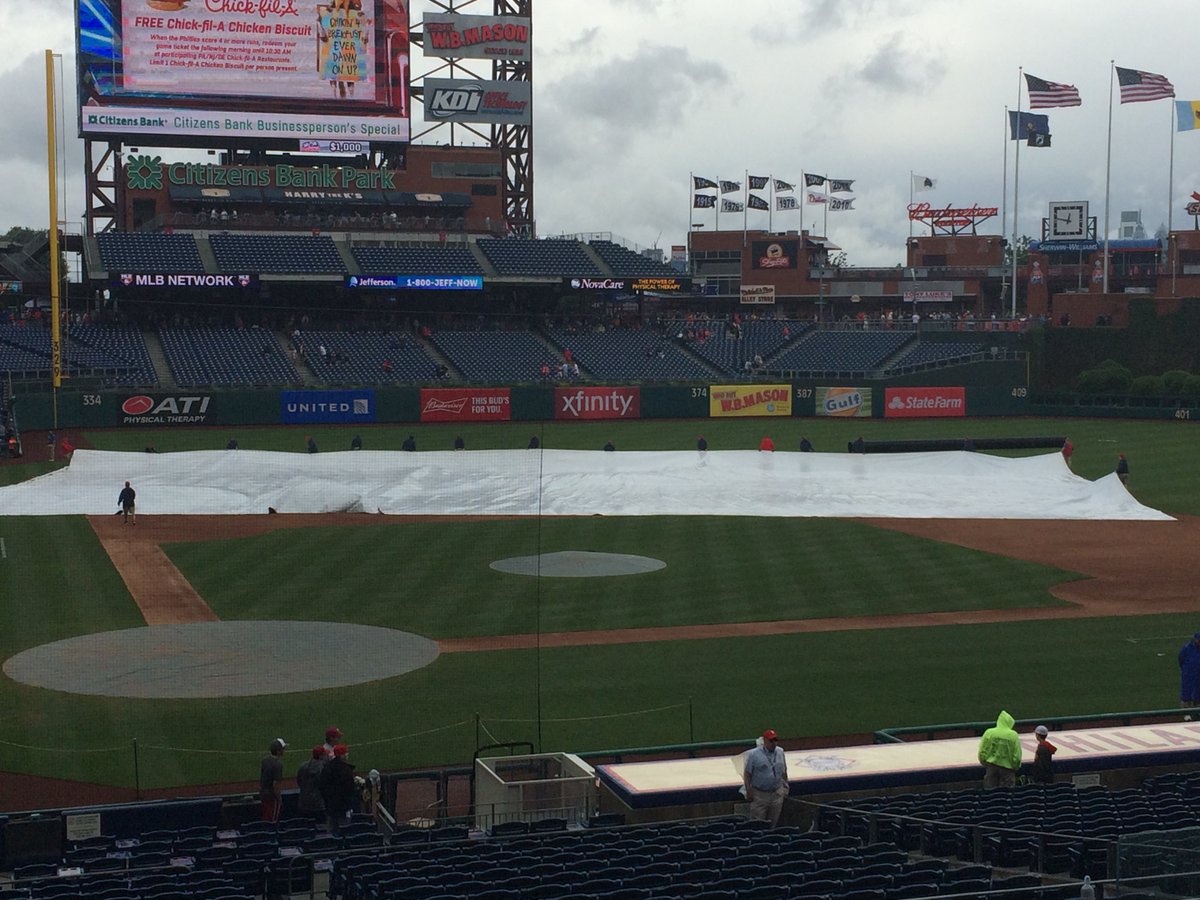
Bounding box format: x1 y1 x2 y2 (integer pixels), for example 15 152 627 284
2 1 1200 898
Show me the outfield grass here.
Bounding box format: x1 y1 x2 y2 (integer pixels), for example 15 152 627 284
0 414 1196 790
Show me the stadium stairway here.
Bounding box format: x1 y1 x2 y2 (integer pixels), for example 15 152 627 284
283 331 323 386
194 236 219 274
143 330 178 389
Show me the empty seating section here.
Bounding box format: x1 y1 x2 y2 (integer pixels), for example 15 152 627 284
159 327 300 386
430 330 556 382
351 245 484 275
0 324 156 385
672 319 811 375
297 330 441 383
96 233 204 273
772 330 913 373
546 327 713 381
209 234 346 273
588 240 680 277
478 239 603 276
888 341 983 369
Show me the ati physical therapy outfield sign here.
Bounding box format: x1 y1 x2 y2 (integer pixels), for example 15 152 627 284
126 157 399 191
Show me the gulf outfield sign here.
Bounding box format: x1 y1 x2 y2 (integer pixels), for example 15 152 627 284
709 385 792 417
816 387 872 417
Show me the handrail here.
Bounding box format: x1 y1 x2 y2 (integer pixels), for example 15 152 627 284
875 707 1199 743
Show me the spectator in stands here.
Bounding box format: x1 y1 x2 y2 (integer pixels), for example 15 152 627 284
434 363 448 378
540 362 550 380
296 745 326 823
350 435 363 451
319 744 358 835
226 439 238 450
758 435 775 452
1178 634 1200 719
1061 439 1074 469
570 362 581 379
1116 453 1129 485
319 344 328 361
697 435 708 452
453 434 465 451
402 435 417 452
977 710 1022 789
799 437 814 452
260 737 287 822
1032 725 1057 784
47 430 56 462
742 728 788 827
323 726 343 759
306 435 319 454
382 359 393 375
527 435 540 449
603 440 615 452
118 480 137 525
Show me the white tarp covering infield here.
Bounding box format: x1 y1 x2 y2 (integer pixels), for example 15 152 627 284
0 449 1170 520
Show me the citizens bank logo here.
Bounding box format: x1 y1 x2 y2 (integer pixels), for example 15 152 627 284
126 154 164 190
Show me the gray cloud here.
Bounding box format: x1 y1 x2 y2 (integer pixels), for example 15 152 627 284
854 33 945 93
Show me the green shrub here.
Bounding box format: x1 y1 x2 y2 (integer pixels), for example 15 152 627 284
1183 375 1200 399
1129 375 1165 396
1076 359 1133 393
1163 370 1191 394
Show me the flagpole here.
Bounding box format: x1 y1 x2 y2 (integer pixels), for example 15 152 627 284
1103 60 1114 294
1011 68 1022 317
768 176 774 233
715 177 721 232
688 171 694 233
1167 101 1176 237
909 170 914 238
800 174 806 239
1001 107 1009 238
743 169 749 246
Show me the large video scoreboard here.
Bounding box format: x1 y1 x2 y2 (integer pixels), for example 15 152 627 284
76 0 410 147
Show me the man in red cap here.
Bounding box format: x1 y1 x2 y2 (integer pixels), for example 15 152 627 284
742 729 788 826
323 726 343 759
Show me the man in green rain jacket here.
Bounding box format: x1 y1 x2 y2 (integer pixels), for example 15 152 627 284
978 710 1022 789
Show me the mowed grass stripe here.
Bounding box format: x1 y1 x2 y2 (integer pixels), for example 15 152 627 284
164 517 1077 639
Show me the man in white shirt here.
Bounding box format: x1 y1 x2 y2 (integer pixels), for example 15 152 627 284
743 728 789 826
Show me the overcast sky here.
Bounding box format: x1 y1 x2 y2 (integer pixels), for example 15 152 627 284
1 0 1197 267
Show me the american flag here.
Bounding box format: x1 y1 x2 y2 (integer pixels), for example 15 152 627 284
1025 73 1082 109
1116 67 1174 104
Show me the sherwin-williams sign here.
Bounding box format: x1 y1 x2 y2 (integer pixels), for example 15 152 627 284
554 387 640 420
816 387 872 417
884 387 966 418
282 390 376 424
420 388 511 422
709 385 792 417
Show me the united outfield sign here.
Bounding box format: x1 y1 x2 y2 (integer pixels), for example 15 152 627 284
281 390 375 424
420 388 512 422
423 78 531 125
555 387 640 420
884 387 966 418
709 385 792 417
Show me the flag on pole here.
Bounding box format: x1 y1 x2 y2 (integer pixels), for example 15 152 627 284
912 174 936 193
1176 100 1200 132
828 178 855 193
1024 73 1082 108
748 175 769 190
776 196 799 210
804 173 827 188
829 197 855 211
1116 67 1175 103
721 198 745 212
1008 110 1050 140
693 176 718 190
774 179 795 192
1027 132 1051 148
693 194 716 209
806 192 828 204
719 180 741 193
747 193 770 211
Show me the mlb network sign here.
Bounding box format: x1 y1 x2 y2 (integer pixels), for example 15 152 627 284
423 78 532 125
281 390 375 424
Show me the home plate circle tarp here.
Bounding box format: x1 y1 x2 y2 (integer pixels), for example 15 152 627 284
0 449 1170 520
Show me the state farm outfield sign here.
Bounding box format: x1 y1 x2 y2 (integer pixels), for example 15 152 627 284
120 394 213 425
555 387 640 420
884 387 965 418
420 388 511 422
422 14 530 60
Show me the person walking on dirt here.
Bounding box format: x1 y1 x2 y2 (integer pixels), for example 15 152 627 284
118 481 137 525
977 710 1022 788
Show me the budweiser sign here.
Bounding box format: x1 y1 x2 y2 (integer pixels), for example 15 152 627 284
907 202 998 228
420 388 511 422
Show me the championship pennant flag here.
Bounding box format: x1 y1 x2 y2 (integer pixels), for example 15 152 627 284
804 173 827 188
748 175 769 190
1116 67 1174 103
912 174 936 193
1025 73 1082 108
719 180 741 193
721 198 745 212
1177 100 1200 132
777 196 799 210
829 197 855 211
807 192 828 204
828 179 855 193
694 194 716 208
693 176 718 190
747 194 770 211
774 179 795 192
